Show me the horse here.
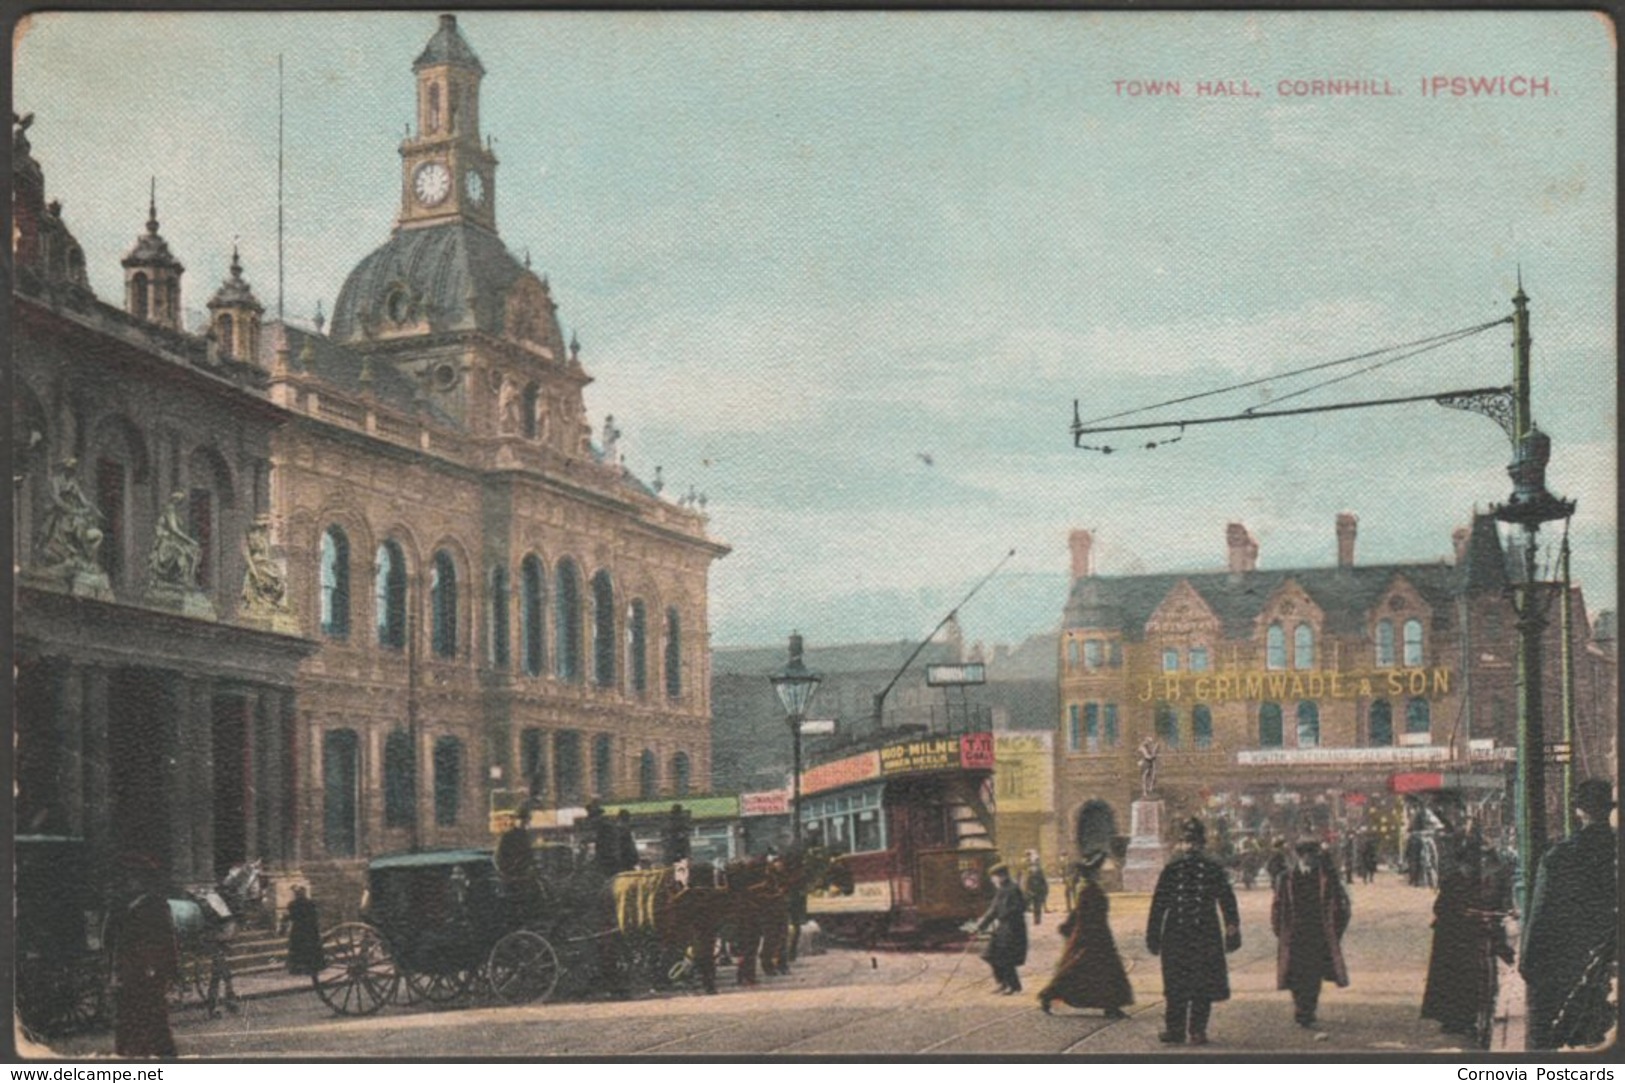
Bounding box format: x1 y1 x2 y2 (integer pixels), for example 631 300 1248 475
166 859 266 1016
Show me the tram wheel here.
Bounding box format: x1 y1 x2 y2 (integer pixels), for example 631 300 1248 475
313 923 397 1016
488 930 561 1005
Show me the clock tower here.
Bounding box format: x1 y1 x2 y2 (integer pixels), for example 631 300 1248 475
399 14 497 231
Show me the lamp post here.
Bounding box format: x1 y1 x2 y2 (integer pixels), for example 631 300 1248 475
771 632 822 847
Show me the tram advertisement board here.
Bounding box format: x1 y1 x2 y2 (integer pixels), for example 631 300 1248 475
877 731 995 775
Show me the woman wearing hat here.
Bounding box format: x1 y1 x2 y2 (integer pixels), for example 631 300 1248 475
975 863 1029 994
1146 817 1241 1046
1520 778 1617 1049
1038 850 1132 1018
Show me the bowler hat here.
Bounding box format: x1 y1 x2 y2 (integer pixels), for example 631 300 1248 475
1575 779 1616 819
1179 818 1206 845
989 862 1010 877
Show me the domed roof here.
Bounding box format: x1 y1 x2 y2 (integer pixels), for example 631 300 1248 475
207 246 263 313
329 221 561 348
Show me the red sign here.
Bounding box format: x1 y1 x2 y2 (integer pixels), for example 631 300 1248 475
960 732 995 769
1389 772 1445 794
1344 793 1368 806
740 790 790 816
801 751 882 797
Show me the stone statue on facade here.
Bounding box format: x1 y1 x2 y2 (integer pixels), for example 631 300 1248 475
498 375 520 435
241 517 288 612
601 414 621 463
1137 737 1162 798
38 457 104 570
148 490 201 586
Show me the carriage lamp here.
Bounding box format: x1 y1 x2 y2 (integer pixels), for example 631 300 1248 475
771 631 822 847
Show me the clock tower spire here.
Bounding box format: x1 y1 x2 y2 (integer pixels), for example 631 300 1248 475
399 14 497 231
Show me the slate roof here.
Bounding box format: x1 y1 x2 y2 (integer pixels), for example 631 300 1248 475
329 222 558 346
1060 526 1503 639
260 321 458 428
413 14 484 73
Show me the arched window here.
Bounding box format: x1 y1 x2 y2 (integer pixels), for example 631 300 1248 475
433 735 462 827
1083 703 1100 752
522 384 540 439
1403 619 1423 666
1155 702 1180 747
672 751 691 797
555 559 582 682
1084 640 1104 668
1406 697 1430 736
1369 700 1394 746
1192 703 1213 750
521 556 545 677
592 734 613 798
520 728 547 801
664 608 682 700
427 81 441 132
1162 648 1180 672
1293 624 1314 670
376 541 406 649
1066 640 1080 668
216 313 234 355
639 749 657 799
592 570 616 689
383 729 415 828
628 600 648 696
1376 619 1396 666
431 550 457 658
1296 701 1320 748
554 731 583 806
94 459 127 584
320 526 350 639
322 729 359 857
1259 703 1284 748
489 565 510 669
131 273 149 319
1266 622 1286 670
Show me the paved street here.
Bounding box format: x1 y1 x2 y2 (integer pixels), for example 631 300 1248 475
35 875 1504 1058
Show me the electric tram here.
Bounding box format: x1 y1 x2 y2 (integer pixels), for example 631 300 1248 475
800 728 999 945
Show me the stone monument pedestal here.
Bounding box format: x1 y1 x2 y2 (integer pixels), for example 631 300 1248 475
1121 798 1169 893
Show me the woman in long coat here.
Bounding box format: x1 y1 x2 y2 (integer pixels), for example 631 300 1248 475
108 855 179 1058
284 885 324 976
1038 851 1132 1017
976 864 1029 994
1272 842 1350 1027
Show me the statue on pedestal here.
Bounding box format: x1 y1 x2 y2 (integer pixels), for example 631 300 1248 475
148 491 201 587
38 457 104 570
241 517 288 613
1138 737 1162 799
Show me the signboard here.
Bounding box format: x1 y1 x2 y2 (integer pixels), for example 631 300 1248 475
926 662 987 686
799 719 837 735
801 750 882 796
1135 666 1452 705
960 731 995 769
880 736 964 774
740 790 790 817
1471 745 1518 762
1236 745 1450 766
806 878 892 915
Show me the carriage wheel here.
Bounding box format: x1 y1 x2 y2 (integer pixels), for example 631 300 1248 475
488 930 561 1005
405 966 476 1005
313 923 397 1016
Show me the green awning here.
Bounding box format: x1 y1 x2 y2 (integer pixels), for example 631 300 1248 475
603 795 740 820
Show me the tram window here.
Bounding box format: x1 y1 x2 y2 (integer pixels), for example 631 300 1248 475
827 815 852 853
854 809 884 852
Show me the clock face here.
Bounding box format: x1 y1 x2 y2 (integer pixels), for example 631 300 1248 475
414 162 451 207
465 170 486 208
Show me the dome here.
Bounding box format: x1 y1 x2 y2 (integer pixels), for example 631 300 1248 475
329 221 562 349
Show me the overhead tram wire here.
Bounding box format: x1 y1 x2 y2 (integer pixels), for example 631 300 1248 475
1074 316 1511 430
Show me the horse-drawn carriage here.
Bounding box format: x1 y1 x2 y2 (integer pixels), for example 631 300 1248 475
309 846 803 1015
15 836 108 1036
312 849 565 1014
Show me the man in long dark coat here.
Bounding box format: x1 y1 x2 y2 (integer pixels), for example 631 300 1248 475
283 885 324 976
976 863 1029 993
1521 778 1617 1050
1039 850 1132 1017
1147 817 1241 1046
1272 842 1350 1028
108 854 178 1058
1023 853 1049 925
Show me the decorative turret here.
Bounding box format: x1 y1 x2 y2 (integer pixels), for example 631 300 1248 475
121 179 185 330
206 245 265 362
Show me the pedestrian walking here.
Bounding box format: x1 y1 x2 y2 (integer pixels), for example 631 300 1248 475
614 809 640 873
108 853 178 1058
1272 841 1350 1028
663 803 692 865
1023 852 1049 925
1521 778 1618 1050
974 863 1028 994
283 884 324 976
1421 833 1512 1043
1038 850 1132 1018
1146 818 1241 1046
1358 829 1379 884
1264 836 1290 889
1339 833 1356 885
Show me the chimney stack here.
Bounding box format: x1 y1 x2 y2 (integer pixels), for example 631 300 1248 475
1336 512 1358 568
1069 529 1096 579
1452 526 1472 565
1226 522 1259 574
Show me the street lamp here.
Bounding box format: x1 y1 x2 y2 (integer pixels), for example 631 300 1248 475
771 632 822 847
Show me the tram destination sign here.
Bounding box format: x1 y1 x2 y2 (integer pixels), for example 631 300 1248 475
926 662 987 686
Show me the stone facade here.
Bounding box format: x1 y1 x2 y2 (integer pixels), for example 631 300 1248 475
1055 515 1616 859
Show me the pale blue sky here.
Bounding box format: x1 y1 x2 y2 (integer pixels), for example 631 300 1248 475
15 11 1616 647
